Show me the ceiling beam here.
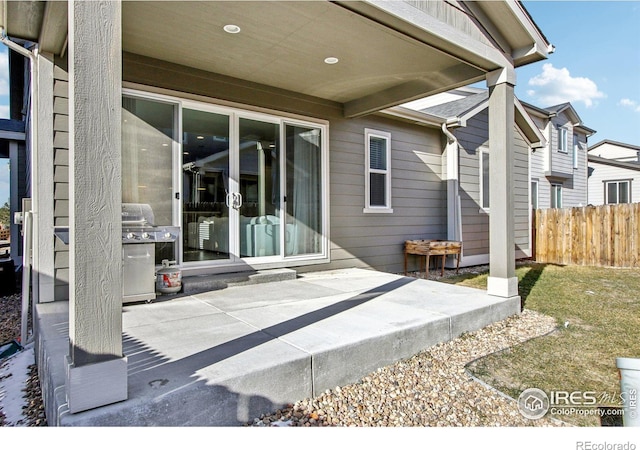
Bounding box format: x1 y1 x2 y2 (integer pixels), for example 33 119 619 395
343 63 484 118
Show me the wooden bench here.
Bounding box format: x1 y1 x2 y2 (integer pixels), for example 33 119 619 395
404 239 462 278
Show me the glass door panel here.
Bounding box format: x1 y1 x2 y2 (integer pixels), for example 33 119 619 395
285 125 323 257
122 96 176 264
182 109 231 262
238 118 280 258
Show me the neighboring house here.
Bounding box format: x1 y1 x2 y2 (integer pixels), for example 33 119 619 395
588 139 640 163
587 152 640 205
523 102 596 210
587 140 640 205
402 87 546 266
0 119 27 261
1 0 552 422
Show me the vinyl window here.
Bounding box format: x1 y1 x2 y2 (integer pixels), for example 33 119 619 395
551 184 563 208
480 149 490 210
531 181 538 209
573 134 579 169
364 129 393 213
558 127 568 153
605 180 631 204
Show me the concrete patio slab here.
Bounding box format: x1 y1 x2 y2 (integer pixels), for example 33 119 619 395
35 268 520 426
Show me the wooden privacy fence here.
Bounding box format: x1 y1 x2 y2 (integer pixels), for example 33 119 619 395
533 203 640 267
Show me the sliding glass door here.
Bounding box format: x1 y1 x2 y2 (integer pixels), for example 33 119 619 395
182 108 231 262
124 91 327 268
238 117 281 258
284 124 323 257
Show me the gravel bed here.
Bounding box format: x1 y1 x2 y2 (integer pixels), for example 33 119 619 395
250 309 562 427
0 291 47 427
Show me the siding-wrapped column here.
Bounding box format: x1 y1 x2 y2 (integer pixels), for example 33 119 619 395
66 0 127 413
487 68 519 299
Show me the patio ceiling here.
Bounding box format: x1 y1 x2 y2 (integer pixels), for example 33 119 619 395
121 1 484 116
1 1 550 117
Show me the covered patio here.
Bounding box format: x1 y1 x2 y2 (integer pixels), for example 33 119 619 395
35 268 520 426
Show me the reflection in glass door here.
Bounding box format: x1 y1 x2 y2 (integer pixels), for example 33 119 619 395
182 109 231 262
285 124 323 257
238 118 281 258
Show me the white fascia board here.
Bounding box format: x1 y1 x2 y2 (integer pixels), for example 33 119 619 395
515 98 546 147
379 106 445 128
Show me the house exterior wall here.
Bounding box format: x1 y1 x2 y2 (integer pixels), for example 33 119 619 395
530 110 589 209
587 160 640 205
455 110 530 264
123 54 447 276
53 56 70 301
328 115 446 273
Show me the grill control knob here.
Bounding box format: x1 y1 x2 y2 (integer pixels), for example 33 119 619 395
142 232 150 239
126 233 134 240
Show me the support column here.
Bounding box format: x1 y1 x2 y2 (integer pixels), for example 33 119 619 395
34 52 56 303
486 68 519 299
66 0 126 414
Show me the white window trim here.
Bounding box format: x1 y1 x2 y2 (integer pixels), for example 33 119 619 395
572 134 579 169
558 127 568 153
605 180 632 204
531 180 539 210
479 148 490 212
364 128 393 214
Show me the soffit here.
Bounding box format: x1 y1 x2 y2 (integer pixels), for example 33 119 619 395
122 1 479 105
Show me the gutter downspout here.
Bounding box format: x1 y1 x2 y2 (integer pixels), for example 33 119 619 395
442 122 463 262
1 27 38 345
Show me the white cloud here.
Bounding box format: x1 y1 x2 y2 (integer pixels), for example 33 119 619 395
527 63 605 108
619 98 640 113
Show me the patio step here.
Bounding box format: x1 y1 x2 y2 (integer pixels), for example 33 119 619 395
169 268 297 297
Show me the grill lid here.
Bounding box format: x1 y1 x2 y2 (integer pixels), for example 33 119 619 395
122 203 155 226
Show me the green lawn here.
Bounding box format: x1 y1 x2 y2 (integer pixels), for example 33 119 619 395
442 263 640 426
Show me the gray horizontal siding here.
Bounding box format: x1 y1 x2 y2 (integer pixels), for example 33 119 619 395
328 115 446 273
53 56 69 300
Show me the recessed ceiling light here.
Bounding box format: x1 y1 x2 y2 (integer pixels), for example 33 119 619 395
324 57 339 65
223 24 241 34
196 136 204 140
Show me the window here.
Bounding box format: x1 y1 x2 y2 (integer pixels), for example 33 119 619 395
558 127 568 153
551 184 563 208
480 149 490 210
573 134 579 169
364 129 392 213
558 127 568 152
605 180 631 204
531 181 538 209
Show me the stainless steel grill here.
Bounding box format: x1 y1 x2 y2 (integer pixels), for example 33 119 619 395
122 203 179 304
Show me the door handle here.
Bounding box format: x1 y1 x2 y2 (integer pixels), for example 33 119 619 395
226 192 242 210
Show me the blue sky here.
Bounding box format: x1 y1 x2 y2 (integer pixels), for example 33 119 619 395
517 1 640 145
0 1 639 205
